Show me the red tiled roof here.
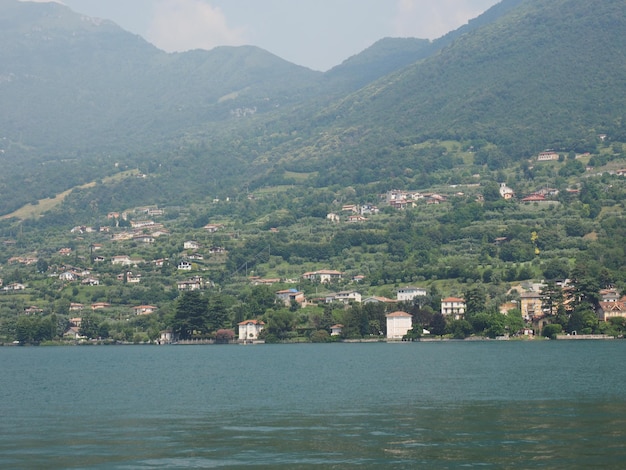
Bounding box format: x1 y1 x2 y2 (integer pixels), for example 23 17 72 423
385 311 412 317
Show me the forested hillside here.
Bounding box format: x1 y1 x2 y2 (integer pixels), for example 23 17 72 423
0 0 625 345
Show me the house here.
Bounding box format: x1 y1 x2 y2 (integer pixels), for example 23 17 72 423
69 303 84 311
130 220 155 229
390 198 413 210
386 311 413 339
302 270 343 283
158 330 175 344
63 326 84 340
521 194 547 203
360 204 379 215
58 248 72 256
597 297 626 322
342 204 359 213
177 278 204 291
151 229 170 238
427 194 447 204
59 271 77 281
537 151 559 161
204 223 223 233
276 289 306 307
326 213 340 223
441 297 466 320
81 277 100 286
238 319 265 341
24 306 43 315
3 283 26 291
111 255 132 266
600 288 621 302
112 232 133 241
91 302 111 310
499 183 515 200
127 272 142 284
347 215 368 223
69 317 82 327
396 286 427 302
209 246 226 254
133 234 155 244
93 256 106 263
153 258 166 267
330 324 344 336
178 261 193 270
134 305 157 315
520 292 543 320
326 291 361 304
184 241 200 250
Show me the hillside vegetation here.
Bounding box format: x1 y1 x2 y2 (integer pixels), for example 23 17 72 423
0 0 625 344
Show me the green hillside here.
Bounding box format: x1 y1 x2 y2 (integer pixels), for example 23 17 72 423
269 0 626 182
1 0 626 345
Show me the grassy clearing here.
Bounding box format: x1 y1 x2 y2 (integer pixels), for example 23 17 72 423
2 170 139 220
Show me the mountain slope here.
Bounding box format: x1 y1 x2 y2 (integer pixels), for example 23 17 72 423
311 0 626 162
0 0 322 156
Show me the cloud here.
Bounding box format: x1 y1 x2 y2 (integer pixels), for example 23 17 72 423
393 0 489 39
146 0 247 53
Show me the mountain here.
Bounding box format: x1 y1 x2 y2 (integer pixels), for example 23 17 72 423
1 0 625 218
293 0 626 177
0 0 322 155
323 38 434 92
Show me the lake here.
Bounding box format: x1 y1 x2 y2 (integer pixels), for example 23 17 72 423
1 341 625 468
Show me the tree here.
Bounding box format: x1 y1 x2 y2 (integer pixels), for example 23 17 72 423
215 329 235 344
567 305 598 335
79 313 100 340
310 330 331 343
404 327 422 341
430 313 447 337
464 285 487 318
447 319 472 339
540 281 564 316
244 285 276 318
542 323 563 339
504 308 525 335
570 263 601 307
172 290 209 339
207 293 229 332
36 258 49 274
264 309 295 340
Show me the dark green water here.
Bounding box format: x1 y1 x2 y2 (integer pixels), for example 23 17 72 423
1 341 625 468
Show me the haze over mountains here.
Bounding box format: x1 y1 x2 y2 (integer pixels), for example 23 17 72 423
0 0 624 216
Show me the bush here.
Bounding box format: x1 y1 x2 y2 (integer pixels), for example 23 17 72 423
310 330 331 343
542 323 563 339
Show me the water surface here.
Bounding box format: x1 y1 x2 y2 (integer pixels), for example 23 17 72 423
2 341 625 468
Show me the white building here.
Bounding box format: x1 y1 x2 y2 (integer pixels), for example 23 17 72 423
441 297 466 320
238 320 265 341
326 291 362 304
396 286 427 302
385 311 413 339
330 324 344 336
499 182 515 200
302 270 343 283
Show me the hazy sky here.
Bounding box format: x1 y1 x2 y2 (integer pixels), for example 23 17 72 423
23 0 500 71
